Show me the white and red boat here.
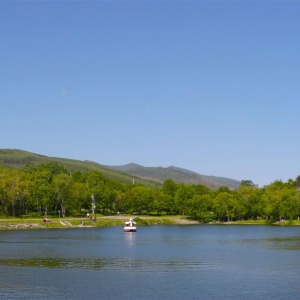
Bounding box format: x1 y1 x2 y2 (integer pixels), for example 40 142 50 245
124 217 137 232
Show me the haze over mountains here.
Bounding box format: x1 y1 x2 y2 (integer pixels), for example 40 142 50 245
0 149 240 189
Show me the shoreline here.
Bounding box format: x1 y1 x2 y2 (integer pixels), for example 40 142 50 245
0 215 299 230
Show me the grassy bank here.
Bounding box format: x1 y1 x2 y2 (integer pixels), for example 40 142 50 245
0 215 192 230
0 216 299 230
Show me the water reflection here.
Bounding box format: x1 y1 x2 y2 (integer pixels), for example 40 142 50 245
0 257 224 272
124 232 136 247
262 236 300 250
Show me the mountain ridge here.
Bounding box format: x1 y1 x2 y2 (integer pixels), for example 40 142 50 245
0 149 240 189
105 163 240 189
0 149 159 187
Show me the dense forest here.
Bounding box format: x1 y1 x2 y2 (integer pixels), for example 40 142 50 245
0 162 300 222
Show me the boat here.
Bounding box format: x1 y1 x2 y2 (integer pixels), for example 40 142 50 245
124 217 137 232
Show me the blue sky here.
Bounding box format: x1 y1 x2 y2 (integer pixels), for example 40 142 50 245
1 1 300 187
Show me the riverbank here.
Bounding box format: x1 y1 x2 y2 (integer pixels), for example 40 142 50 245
0 215 299 230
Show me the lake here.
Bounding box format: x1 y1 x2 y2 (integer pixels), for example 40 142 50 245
0 225 300 299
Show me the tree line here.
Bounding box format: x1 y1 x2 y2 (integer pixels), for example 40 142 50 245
0 162 300 222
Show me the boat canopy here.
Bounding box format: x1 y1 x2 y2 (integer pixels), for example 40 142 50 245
125 221 136 225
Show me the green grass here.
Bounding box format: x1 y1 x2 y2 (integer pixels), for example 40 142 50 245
1 216 299 230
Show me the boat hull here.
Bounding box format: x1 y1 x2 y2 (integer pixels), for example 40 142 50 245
124 227 137 232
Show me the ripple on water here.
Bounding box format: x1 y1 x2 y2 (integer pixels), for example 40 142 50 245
0 282 67 300
0 257 226 272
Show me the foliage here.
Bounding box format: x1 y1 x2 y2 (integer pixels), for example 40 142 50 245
0 161 300 223
0 149 159 188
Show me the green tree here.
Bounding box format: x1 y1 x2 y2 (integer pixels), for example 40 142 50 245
53 173 74 217
279 190 298 220
260 180 297 221
193 184 211 196
189 194 212 221
240 180 256 187
294 175 300 188
236 185 261 220
0 169 29 217
149 188 174 215
162 179 177 197
174 184 195 215
130 186 152 214
212 192 238 221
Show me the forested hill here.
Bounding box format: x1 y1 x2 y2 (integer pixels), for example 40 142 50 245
0 149 240 189
106 164 240 189
0 149 158 187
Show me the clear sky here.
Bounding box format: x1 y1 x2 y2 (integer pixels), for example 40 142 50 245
1 1 300 187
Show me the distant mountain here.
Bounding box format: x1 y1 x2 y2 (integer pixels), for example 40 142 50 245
0 149 240 189
0 149 159 187
106 163 240 189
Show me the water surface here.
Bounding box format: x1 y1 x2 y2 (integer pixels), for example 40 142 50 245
0 225 299 299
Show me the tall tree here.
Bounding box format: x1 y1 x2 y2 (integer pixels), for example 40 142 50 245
174 184 195 215
53 173 74 217
213 192 238 222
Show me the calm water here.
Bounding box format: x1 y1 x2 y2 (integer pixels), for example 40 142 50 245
0 225 300 299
